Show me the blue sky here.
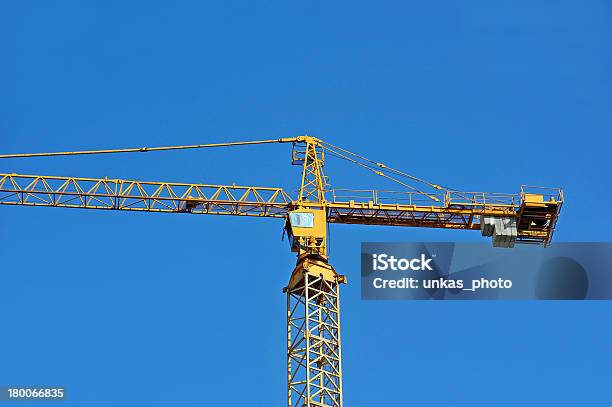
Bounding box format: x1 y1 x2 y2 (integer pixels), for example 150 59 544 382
1 1 611 405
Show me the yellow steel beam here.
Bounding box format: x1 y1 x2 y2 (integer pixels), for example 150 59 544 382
0 173 292 217
0 173 561 245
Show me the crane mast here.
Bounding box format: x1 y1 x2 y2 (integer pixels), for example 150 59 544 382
286 137 343 406
0 136 563 407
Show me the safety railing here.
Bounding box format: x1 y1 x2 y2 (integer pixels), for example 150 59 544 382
331 188 443 206
445 191 519 208
520 185 564 204
331 188 522 209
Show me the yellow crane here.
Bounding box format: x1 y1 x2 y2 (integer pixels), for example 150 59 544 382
0 135 562 406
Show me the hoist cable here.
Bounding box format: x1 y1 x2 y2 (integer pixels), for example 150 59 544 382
320 140 447 192
323 147 441 202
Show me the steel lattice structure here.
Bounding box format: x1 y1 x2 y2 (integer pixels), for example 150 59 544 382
287 261 343 407
0 173 291 217
0 135 564 406
287 275 343 406
0 173 562 245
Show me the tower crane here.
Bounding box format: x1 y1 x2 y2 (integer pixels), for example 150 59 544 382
0 135 563 406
